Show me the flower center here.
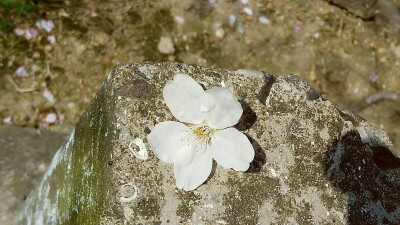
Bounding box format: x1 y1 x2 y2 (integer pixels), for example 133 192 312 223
192 123 215 145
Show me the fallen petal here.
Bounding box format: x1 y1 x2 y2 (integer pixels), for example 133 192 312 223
43 89 55 104
148 121 194 164
16 66 28 77
2 116 12 124
163 74 204 124
47 35 56 44
174 145 212 191
211 127 254 171
45 113 57 123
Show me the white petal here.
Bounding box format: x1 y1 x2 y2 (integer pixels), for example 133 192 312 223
148 121 195 164
174 144 213 191
163 74 204 124
201 87 243 129
210 128 254 171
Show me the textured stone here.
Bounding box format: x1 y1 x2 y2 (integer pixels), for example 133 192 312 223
17 62 400 224
0 126 67 225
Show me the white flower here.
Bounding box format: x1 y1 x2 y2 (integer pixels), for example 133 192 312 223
148 74 254 191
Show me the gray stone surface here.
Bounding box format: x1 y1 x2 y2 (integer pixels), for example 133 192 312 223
0 125 67 225
16 62 400 224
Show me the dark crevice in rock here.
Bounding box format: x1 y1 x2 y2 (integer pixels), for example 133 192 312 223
324 130 400 224
257 72 275 105
372 145 400 169
135 70 149 80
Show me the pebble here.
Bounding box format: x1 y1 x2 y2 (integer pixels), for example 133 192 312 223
157 36 175 54
214 22 225 40
307 87 320 100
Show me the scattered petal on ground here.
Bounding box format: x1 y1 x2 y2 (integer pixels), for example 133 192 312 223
24 28 39 40
45 113 57 123
36 19 54 32
243 7 253 16
241 0 249 4
209 0 217 4
174 15 185 24
370 73 378 82
14 28 25 36
43 90 55 104
229 14 236 26
82 95 89 103
2 117 12 124
259 16 270 24
90 11 98 17
16 66 28 77
47 35 56 44
314 32 320 39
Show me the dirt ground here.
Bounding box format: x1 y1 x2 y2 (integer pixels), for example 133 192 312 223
0 0 399 154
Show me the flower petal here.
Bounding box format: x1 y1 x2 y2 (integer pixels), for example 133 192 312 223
148 121 195 164
163 74 204 124
174 144 213 191
201 87 243 129
210 128 254 171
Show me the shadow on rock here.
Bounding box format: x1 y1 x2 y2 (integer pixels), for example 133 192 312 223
235 101 257 131
324 130 400 224
246 136 266 173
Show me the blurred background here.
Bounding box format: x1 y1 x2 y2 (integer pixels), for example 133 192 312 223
1 0 400 223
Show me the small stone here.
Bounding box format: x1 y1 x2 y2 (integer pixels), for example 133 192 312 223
306 87 320 100
214 22 225 40
157 36 175 55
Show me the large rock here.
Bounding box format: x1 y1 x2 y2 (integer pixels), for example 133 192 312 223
16 62 400 224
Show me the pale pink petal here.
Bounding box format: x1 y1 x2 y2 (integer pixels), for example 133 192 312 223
14 28 25 36
43 90 55 104
45 113 57 123
3 116 12 124
15 66 28 77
